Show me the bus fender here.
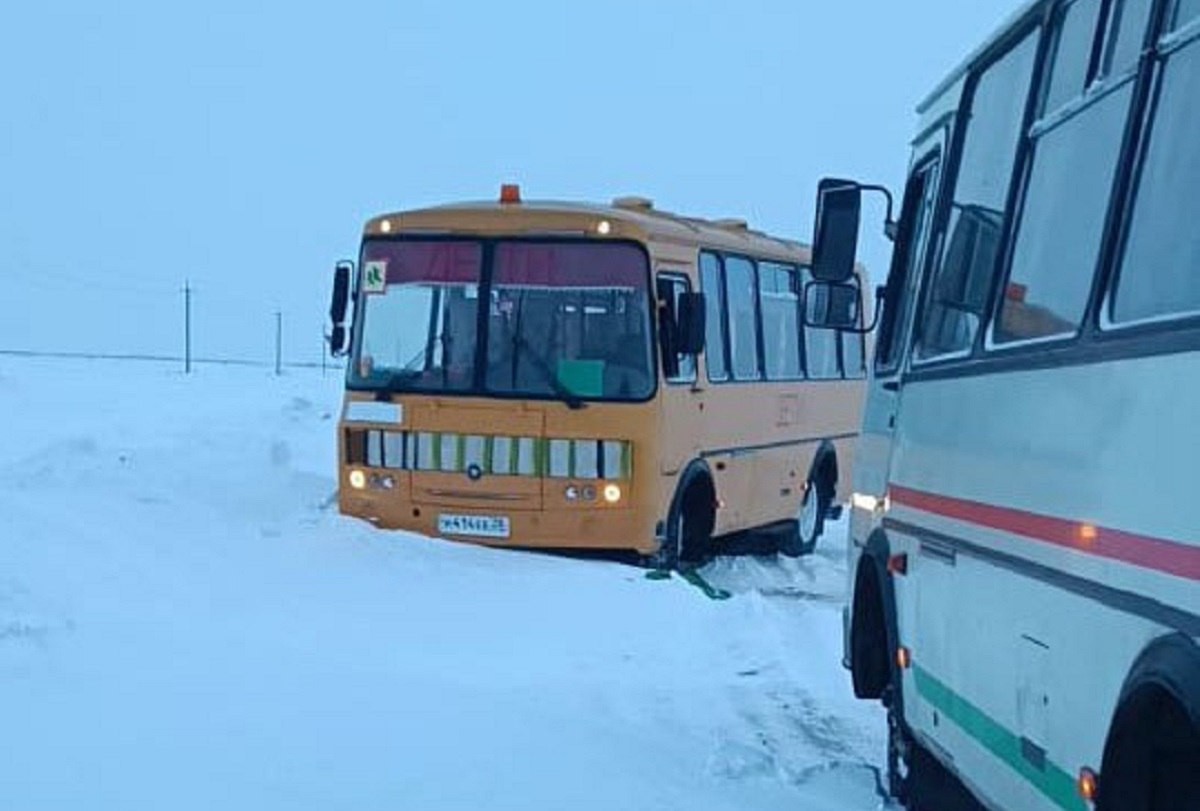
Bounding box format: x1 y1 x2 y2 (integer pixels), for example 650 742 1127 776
1108 632 1200 741
666 459 715 531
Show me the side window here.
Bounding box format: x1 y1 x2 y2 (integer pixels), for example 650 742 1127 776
995 7 1134 344
877 156 940 372
699 252 728 381
1105 0 1155 76
656 274 697 384
724 256 761 380
1043 0 1104 113
916 31 1039 361
1178 0 1200 27
1109 17 1200 322
758 262 802 380
801 267 841 379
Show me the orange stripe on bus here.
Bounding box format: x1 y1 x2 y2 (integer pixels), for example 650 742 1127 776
888 484 1200 581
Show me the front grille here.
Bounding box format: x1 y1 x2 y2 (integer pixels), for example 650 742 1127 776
344 430 631 480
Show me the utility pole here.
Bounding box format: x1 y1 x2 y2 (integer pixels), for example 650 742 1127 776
274 310 283 376
183 280 192 374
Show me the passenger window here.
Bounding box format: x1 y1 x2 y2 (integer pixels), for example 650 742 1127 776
802 267 841 379
1176 0 1200 28
916 31 1038 361
724 256 761 380
996 9 1136 345
758 262 802 380
656 274 697 384
1044 0 1104 113
1106 0 1155 75
700 252 728 381
841 313 866 379
1110 37 1200 322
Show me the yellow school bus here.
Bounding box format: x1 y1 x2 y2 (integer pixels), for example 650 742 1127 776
327 187 866 566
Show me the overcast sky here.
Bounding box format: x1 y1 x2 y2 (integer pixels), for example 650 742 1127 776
1 0 1022 364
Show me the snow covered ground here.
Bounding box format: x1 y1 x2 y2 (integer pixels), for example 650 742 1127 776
0 356 886 810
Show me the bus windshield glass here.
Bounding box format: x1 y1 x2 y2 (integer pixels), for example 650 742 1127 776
352 239 654 402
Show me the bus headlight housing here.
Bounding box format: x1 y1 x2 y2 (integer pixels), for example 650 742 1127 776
603 484 622 504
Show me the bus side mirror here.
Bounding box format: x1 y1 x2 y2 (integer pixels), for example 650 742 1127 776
811 178 863 283
329 261 353 357
675 292 706 355
802 280 862 331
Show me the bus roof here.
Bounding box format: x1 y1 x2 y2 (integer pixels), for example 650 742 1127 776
362 196 812 265
916 0 1045 115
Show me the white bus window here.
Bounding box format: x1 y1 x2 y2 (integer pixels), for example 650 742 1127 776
1176 0 1200 28
700 252 729 381
1106 0 1154 75
1044 0 1104 113
758 262 801 380
917 31 1039 361
725 256 761 380
996 87 1133 343
1111 38 1200 322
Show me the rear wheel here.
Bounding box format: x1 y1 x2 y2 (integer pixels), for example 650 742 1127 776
780 475 830 557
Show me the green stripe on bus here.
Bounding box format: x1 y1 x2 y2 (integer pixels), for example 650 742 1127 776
621 442 631 479
455 433 466 471
912 665 1086 811
431 433 442 470
483 435 494 473
510 437 519 475
568 439 576 478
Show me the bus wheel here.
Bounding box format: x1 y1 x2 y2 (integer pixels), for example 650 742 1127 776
1098 685 1200 811
780 475 829 557
652 479 715 570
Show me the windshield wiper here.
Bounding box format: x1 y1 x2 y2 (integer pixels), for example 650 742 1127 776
510 332 585 410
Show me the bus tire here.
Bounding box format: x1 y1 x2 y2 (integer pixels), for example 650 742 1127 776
850 560 891 699
650 467 716 570
780 454 835 557
1097 635 1200 811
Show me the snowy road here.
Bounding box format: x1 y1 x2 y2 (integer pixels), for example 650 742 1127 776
0 357 886 810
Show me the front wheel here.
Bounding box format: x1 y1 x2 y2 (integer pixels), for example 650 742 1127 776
779 476 829 557
647 482 714 570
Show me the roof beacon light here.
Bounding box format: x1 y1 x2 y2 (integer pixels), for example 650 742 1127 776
500 184 522 204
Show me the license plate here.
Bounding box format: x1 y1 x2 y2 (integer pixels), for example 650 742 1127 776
437 513 511 539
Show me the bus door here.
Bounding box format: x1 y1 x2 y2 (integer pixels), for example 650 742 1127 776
852 150 942 504
655 270 703 476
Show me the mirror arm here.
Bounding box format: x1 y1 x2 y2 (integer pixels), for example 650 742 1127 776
857 184 898 242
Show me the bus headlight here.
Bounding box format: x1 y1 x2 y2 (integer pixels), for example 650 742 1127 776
349 469 367 490
603 484 622 504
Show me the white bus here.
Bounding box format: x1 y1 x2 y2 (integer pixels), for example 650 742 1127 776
805 0 1200 809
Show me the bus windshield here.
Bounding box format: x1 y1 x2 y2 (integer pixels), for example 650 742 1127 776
352 239 655 402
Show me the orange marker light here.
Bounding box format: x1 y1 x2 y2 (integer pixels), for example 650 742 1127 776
887 553 908 576
500 184 521 204
896 646 911 670
1077 523 1098 547
1077 767 1098 802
